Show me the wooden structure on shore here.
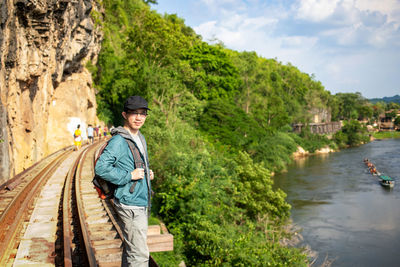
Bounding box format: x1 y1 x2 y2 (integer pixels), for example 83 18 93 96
292 122 342 135
378 109 400 130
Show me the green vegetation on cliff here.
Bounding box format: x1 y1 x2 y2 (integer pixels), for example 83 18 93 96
90 0 376 265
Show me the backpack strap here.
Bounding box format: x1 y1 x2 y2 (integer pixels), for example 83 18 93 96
138 132 151 212
138 133 150 186
125 140 143 193
94 141 109 167
138 132 149 167
126 134 151 214
126 140 145 168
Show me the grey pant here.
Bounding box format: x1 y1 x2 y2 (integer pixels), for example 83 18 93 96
114 202 149 267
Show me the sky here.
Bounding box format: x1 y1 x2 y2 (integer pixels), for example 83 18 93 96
152 0 400 99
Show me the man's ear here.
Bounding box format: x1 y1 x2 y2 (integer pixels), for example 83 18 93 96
122 111 127 120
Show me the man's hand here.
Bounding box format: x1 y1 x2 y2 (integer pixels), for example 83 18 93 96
131 168 144 180
150 169 154 180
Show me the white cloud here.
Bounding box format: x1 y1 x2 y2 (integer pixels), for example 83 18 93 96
321 24 362 46
280 36 319 49
219 13 245 29
200 0 246 13
294 0 341 22
201 0 239 5
354 0 400 25
298 0 400 48
194 15 278 47
294 0 400 26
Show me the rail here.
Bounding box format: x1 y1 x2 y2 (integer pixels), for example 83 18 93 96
0 149 71 265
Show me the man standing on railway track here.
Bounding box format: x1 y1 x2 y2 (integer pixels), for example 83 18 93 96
87 124 94 144
95 95 154 267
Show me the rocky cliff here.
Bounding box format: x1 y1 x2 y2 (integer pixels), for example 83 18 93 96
0 0 103 184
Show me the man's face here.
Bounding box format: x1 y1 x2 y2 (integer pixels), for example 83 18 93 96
122 108 147 132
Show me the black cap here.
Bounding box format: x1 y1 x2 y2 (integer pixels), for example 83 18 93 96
123 95 150 111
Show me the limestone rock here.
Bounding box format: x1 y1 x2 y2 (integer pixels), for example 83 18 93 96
292 146 309 158
315 146 334 154
0 0 103 183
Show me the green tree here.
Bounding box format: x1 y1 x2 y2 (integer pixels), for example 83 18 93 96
232 51 258 113
334 120 369 147
394 116 400 128
334 92 369 120
183 43 241 100
387 102 400 110
143 0 158 4
198 99 257 149
234 152 291 219
372 101 386 121
357 105 373 120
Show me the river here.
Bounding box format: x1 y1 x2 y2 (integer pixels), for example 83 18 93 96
273 138 400 267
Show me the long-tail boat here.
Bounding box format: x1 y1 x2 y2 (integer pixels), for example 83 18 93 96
379 175 395 188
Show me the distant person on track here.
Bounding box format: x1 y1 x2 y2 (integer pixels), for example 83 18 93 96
98 126 103 140
73 124 82 151
87 124 94 144
103 126 108 138
95 95 154 267
94 125 99 139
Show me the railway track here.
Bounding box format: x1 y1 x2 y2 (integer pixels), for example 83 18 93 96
0 141 173 266
0 146 75 266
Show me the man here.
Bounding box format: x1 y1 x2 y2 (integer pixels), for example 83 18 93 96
95 95 154 266
87 124 94 144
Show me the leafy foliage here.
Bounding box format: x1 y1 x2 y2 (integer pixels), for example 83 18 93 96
233 152 291 220
332 92 372 120
183 43 241 100
334 120 369 148
395 116 400 127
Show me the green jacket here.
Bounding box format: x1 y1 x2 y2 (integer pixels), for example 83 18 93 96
94 126 150 207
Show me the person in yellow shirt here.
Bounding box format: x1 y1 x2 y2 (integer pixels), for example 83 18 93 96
74 124 82 151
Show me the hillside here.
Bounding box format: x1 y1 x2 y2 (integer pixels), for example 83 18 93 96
90 0 342 265
369 94 400 104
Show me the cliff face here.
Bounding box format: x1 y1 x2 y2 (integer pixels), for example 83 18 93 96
0 0 103 183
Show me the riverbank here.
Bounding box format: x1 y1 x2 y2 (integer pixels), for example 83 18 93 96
293 130 400 160
371 131 400 140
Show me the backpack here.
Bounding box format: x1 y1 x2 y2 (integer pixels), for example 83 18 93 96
92 137 146 200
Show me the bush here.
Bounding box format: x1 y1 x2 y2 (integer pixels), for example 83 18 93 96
143 110 307 266
334 120 369 148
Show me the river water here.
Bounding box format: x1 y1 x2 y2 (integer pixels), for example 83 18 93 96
273 138 400 267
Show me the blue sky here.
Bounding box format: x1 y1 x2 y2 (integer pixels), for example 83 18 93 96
152 0 400 99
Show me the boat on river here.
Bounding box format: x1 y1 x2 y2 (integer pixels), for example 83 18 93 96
363 159 394 187
379 175 395 188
